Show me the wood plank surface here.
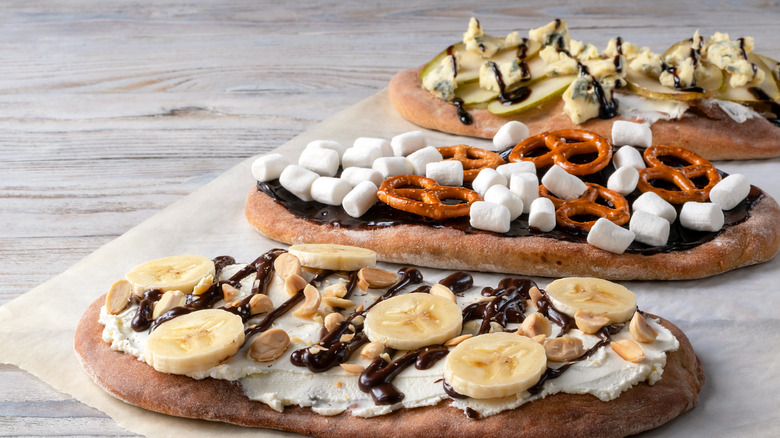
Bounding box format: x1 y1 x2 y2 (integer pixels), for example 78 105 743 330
1 1 779 436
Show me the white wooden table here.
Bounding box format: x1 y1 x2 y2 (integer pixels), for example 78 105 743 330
2 1 779 435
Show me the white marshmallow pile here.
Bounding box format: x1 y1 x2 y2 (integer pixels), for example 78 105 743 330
252 127 755 253
492 121 530 151
612 121 652 148
541 164 586 200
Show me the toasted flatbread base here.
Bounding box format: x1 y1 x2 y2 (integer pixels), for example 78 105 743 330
245 187 780 281
76 295 704 438
388 67 780 161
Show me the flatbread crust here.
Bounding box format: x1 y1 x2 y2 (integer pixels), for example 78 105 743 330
389 66 780 161
76 294 704 438
245 187 780 281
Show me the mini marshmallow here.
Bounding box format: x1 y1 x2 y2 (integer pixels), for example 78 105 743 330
426 160 464 187
298 147 340 177
632 192 677 224
340 167 384 187
492 121 530 151
341 146 383 169
587 218 636 254
354 137 393 157
472 168 508 195
613 146 646 170
528 197 556 232
541 164 587 200
496 161 536 180
251 153 290 182
342 181 379 218
710 174 750 210
469 201 511 233
484 185 524 220
509 172 539 214
630 210 670 247
391 131 427 156
306 140 347 159
372 157 414 179
310 177 352 206
680 202 724 232
406 146 443 175
612 120 652 148
279 165 319 202
607 165 639 195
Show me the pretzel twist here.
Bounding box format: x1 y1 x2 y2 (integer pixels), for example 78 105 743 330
508 129 613 176
377 175 482 220
436 145 505 183
540 183 630 232
637 145 721 204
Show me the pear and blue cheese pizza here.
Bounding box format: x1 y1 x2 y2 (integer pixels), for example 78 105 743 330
388 18 780 160
76 245 704 437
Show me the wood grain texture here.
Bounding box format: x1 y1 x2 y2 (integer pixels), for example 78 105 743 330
1 0 779 436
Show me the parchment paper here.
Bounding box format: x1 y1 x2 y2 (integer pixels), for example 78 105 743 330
1 90 779 437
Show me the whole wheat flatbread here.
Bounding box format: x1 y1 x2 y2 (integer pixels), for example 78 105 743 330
388 66 780 161
245 186 780 281
75 294 704 438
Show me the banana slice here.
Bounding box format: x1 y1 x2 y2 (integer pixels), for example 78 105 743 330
544 277 636 324
364 293 462 350
444 332 547 399
288 244 376 271
144 309 245 375
126 254 215 295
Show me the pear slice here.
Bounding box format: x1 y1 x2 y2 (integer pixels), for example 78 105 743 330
421 40 542 85
487 75 575 116
625 68 708 101
454 81 499 105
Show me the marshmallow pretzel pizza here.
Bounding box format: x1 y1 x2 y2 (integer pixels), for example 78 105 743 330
76 246 704 437
245 124 780 281
388 18 780 160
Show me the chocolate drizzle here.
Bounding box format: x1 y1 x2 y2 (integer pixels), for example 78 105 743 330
462 278 536 334
131 289 163 332
452 98 473 125
359 346 449 405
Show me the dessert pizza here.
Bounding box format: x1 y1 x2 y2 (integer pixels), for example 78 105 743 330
76 246 704 437
388 18 780 160
245 127 780 280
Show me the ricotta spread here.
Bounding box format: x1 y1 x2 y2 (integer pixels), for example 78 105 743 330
101 262 679 419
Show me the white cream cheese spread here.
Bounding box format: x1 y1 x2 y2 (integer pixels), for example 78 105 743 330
100 257 679 419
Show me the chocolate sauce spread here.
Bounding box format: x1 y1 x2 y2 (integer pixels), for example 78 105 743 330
359 346 449 404
256 149 762 255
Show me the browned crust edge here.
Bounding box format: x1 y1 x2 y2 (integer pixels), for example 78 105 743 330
245 187 780 281
76 294 704 438
388 66 780 161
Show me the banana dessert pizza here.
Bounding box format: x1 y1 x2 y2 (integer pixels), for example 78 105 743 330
245 126 780 280
388 18 780 160
75 245 704 437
